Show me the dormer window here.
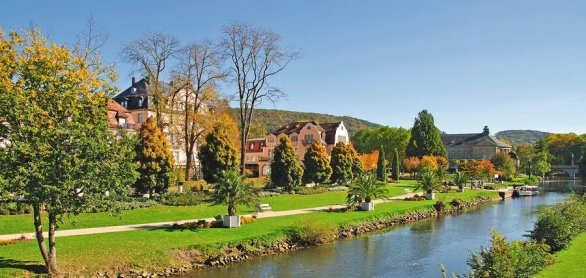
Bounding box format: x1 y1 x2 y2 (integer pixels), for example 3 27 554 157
250 143 255 149
138 97 143 107
121 100 128 108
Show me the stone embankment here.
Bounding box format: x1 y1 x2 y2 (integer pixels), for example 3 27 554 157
95 196 494 278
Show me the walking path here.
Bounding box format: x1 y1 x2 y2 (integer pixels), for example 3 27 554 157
0 192 421 241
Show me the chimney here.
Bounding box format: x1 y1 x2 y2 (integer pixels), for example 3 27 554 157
131 77 136 86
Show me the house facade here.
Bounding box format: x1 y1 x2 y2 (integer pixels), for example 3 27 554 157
107 99 137 135
113 77 195 175
244 121 350 177
441 126 513 161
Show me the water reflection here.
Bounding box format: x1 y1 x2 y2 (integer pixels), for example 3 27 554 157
184 181 572 278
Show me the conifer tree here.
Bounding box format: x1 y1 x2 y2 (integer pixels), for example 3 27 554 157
330 142 354 184
350 145 364 179
377 147 386 181
198 123 238 184
271 137 303 191
406 110 447 158
392 148 401 181
135 117 175 195
303 141 332 184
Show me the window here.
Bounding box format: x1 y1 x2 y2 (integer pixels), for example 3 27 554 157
304 134 314 143
138 97 143 107
268 149 274 158
262 166 271 175
121 100 128 108
268 136 275 143
137 113 143 123
246 156 251 161
250 143 255 149
291 136 298 142
118 118 126 128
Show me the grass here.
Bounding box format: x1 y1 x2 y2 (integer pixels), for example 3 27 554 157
534 231 586 278
0 180 417 235
0 189 496 277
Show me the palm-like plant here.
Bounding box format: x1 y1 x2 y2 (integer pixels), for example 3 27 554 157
211 169 259 216
452 171 469 191
347 172 389 205
414 167 441 194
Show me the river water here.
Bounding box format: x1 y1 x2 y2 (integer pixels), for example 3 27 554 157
186 181 582 278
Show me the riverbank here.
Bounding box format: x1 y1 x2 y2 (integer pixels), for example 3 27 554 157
0 190 497 277
534 230 586 277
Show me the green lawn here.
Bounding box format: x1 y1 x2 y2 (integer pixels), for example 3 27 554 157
0 190 496 277
0 181 418 235
534 231 586 278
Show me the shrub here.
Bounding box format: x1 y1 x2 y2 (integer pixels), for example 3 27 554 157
451 198 463 208
0 202 33 215
172 219 214 230
404 194 426 201
467 230 553 278
289 218 337 246
529 193 586 252
85 197 159 213
155 192 208 206
297 186 328 195
240 216 256 224
434 201 446 212
0 237 32 246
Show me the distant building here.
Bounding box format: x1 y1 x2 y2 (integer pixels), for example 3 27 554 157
441 126 513 161
113 77 196 175
107 99 137 135
244 121 350 177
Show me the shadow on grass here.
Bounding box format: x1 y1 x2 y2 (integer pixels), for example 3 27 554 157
0 256 45 274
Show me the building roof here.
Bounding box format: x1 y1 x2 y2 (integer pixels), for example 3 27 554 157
270 121 325 135
107 99 136 128
245 138 266 153
441 127 511 148
320 122 343 144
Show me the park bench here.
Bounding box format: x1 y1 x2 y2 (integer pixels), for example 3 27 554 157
257 203 272 212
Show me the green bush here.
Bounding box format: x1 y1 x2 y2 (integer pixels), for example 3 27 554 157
0 202 32 215
529 193 586 252
87 197 159 213
155 192 208 206
297 186 328 195
289 218 337 246
467 230 553 278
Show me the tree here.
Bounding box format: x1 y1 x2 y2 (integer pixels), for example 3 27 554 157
330 142 354 184
376 147 386 181
198 123 238 184
402 156 421 178
135 117 175 195
544 133 584 165
221 23 299 174
303 141 332 184
349 144 364 179
452 171 469 191
392 148 401 181
170 41 226 179
532 141 551 178
491 152 517 180
406 110 446 158
271 137 303 190
210 169 259 216
580 146 586 183
415 167 442 195
0 29 137 275
516 144 535 175
352 126 410 162
347 172 390 206
121 31 179 128
358 150 379 171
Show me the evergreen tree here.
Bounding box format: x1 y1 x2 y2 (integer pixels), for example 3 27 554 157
271 137 303 191
392 148 401 181
135 117 175 195
377 147 386 181
198 124 239 184
406 110 447 158
330 142 354 184
303 141 332 184
350 144 364 179
580 147 586 184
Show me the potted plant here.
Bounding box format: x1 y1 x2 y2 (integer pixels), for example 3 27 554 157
210 169 259 228
415 167 441 200
452 171 469 192
347 172 389 211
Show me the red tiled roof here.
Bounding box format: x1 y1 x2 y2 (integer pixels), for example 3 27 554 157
246 138 266 153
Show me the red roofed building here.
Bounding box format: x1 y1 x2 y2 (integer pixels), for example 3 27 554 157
244 121 350 177
107 99 137 134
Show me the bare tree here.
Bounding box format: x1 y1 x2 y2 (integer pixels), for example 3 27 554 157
170 41 226 179
221 23 299 174
121 32 179 128
75 16 108 62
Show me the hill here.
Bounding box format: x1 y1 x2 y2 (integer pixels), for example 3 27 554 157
495 130 551 146
230 108 381 137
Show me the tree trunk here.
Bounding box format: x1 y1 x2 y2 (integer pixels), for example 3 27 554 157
185 147 193 181
229 205 237 216
47 213 58 275
240 128 246 175
33 204 49 265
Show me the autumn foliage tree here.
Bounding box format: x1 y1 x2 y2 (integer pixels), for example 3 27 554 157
198 122 238 184
358 150 379 171
0 29 137 275
350 145 364 179
135 117 175 195
459 160 496 184
271 137 303 191
303 141 332 184
402 156 421 178
491 152 517 180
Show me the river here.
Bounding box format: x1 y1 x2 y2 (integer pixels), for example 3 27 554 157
186 181 582 278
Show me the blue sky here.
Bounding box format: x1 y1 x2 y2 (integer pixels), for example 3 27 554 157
2 1 585 134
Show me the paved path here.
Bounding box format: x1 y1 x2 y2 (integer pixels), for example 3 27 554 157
0 192 421 241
